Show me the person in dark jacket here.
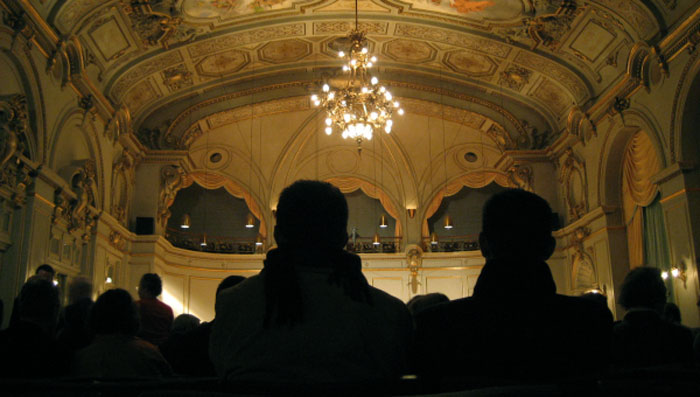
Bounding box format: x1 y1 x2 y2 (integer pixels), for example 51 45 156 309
414 189 613 387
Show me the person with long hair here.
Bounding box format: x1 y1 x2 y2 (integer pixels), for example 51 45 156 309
210 180 412 386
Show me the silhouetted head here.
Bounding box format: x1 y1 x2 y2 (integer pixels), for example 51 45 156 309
138 273 162 299
90 288 140 336
68 277 93 304
18 276 60 331
216 275 246 297
479 189 555 261
580 292 608 308
618 267 666 311
407 293 449 316
274 180 348 252
171 313 200 336
35 264 55 282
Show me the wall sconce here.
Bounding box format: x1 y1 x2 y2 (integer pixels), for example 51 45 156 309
430 232 439 246
255 234 264 247
407 208 416 219
245 213 255 229
372 232 381 246
671 265 687 287
443 214 454 229
180 214 191 229
200 233 208 247
379 214 388 228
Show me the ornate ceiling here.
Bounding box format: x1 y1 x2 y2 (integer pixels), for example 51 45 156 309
26 0 687 154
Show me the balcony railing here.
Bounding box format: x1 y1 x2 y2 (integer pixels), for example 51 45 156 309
421 234 480 253
165 228 263 254
346 237 402 253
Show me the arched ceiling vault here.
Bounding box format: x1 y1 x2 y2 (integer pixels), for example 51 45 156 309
44 0 669 152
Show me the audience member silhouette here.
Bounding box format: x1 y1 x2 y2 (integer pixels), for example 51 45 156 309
407 293 449 317
72 288 172 378
413 189 613 386
160 275 246 376
9 264 55 327
662 302 682 325
0 276 69 378
136 273 174 346
171 313 200 336
57 277 94 351
612 267 693 369
210 180 412 385
580 291 609 308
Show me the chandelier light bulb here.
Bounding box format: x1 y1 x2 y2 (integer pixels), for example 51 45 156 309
322 84 330 92
325 118 332 126
384 125 392 133
362 47 368 54
325 127 333 135
328 92 335 99
370 112 378 120
661 271 669 280
343 65 350 72
671 267 680 278
393 101 400 108
398 108 404 115
311 94 318 102
361 87 368 93
371 77 378 85
343 113 351 122
367 62 373 67
338 51 345 57
371 56 377 62
350 59 357 66
385 92 392 100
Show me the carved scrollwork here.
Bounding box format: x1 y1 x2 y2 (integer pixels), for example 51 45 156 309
0 95 28 173
526 1 583 50
559 148 588 221
109 230 127 251
157 165 185 228
507 164 534 192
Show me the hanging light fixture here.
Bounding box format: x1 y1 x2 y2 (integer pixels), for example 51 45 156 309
180 213 191 229
255 233 264 247
311 0 403 151
373 232 381 246
245 213 255 229
200 233 208 247
379 214 388 228
430 232 439 246
443 214 454 229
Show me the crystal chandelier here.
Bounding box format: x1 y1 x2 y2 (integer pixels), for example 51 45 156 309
311 2 403 149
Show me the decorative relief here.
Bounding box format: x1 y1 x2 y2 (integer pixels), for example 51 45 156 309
259 39 312 64
394 23 511 58
157 165 186 228
69 160 97 233
383 39 437 64
0 95 28 170
518 119 550 150
559 148 588 221
525 2 583 50
187 23 305 59
122 1 191 48
205 97 309 130
443 50 497 77
108 230 127 251
507 164 533 191
162 64 193 92
406 245 423 295
196 49 249 76
56 0 104 32
111 51 183 101
122 80 160 113
514 51 588 101
313 21 388 35
399 98 487 130
529 78 571 116
569 226 596 291
110 150 136 226
499 65 532 91
593 0 657 39
485 124 516 151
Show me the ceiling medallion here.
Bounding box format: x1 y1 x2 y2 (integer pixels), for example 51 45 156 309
311 0 403 152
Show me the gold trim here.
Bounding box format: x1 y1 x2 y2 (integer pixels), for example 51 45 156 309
660 188 700 204
33 193 55 208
